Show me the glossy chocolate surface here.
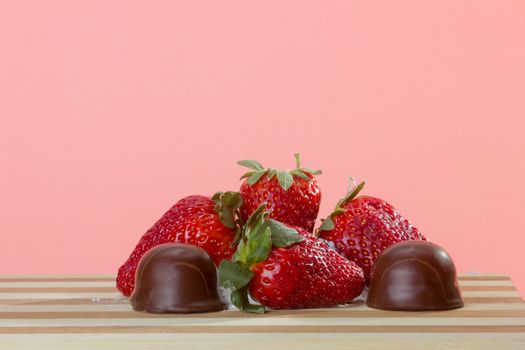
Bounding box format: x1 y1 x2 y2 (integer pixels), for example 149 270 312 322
367 241 463 311
130 243 226 313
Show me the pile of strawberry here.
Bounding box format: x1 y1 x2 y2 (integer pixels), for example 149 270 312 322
117 154 427 313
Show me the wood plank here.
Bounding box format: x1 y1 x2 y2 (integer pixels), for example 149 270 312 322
456 280 515 286
457 275 511 281
1 325 524 334
0 273 521 350
0 296 521 305
1 316 525 327
0 333 524 350
1 310 525 319
433 291 520 297
0 273 521 349
463 297 523 303
3 333 525 350
2 302 525 312
0 291 519 300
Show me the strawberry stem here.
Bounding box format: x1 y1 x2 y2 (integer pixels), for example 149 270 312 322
219 204 305 313
316 179 366 234
294 153 301 168
339 180 366 208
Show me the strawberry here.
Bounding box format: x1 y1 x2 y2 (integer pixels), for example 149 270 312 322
117 192 242 297
219 205 365 312
238 154 321 232
317 179 427 284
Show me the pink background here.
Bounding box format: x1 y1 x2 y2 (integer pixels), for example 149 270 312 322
1 1 524 295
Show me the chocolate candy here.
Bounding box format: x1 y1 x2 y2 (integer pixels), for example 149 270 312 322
130 243 227 313
366 241 463 311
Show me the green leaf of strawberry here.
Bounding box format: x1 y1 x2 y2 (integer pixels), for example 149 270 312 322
276 170 294 191
230 287 265 313
218 260 253 290
239 171 256 180
219 204 305 313
267 168 277 180
237 159 265 171
212 191 245 247
290 168 310 180
318 217 335 231
244 204 268 228
267 219 305 247
212 191 243 229
237 153 321 191
294 153 301 167
246 226 272 265
247 170 267 185
339 180 366 208
301 167 322 175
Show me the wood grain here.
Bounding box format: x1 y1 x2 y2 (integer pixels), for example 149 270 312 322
0 274 522 350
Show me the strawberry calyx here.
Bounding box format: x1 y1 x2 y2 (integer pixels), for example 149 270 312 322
317 178 366 233
218 204 305 313
212 191 244 245
237 153 322 191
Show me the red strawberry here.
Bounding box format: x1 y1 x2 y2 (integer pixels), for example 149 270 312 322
238 154 321 232
219 205 365 312
117 192 242 297
317 179 427 284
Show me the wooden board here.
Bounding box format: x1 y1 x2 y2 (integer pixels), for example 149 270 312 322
0 274 523 349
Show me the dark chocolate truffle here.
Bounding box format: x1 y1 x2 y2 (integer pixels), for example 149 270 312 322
130 243 227 313
367 240 463 311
